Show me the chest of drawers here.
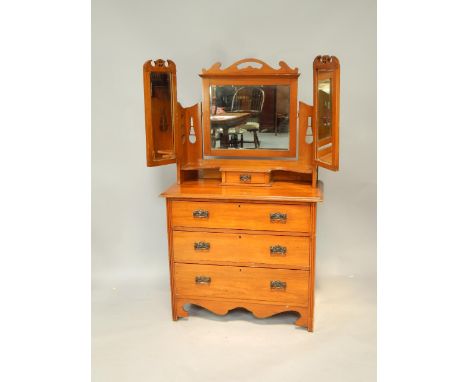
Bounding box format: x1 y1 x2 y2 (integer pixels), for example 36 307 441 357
162 180 322 331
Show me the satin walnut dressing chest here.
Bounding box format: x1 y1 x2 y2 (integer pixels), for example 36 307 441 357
143 57 340 331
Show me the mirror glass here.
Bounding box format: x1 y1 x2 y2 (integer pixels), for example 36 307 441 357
317 78 332 164
150 72 174 158
209 85 290 150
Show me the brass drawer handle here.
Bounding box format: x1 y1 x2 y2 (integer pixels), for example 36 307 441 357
195 276 211 285
239 174 251 183
194 241 210 251
270 280 287 290
192 209 209 219
270 212 287 223
270 245 287 256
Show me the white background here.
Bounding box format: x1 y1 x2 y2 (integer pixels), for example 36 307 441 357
1 0 467 381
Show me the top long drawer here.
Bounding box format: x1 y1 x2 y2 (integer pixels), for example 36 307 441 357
170 200 311 233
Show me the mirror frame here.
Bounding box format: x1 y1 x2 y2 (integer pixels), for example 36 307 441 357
313 55 340 171
200 59 299 159
143 59 178 166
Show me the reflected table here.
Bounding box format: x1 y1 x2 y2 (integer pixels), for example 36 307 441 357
210 112 251 148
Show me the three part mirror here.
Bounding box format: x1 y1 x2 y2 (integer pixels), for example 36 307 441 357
143 57 339 170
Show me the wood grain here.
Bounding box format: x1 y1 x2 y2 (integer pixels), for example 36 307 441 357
200 58 299 77
173 230 310 269
222 171 271 186
161 179 323 203
174 263 309 306
171 200 311 232
181 158 315 175
175 297 310 330
143 59 178 167
313 55 340 171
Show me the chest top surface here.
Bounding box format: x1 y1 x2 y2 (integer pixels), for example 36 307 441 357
161 179 323 203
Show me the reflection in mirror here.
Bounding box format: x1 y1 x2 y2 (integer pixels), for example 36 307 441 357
150 72 174 159
209 85 290 150
317 78 332 164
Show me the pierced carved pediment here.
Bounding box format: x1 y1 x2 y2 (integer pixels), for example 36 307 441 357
313 55 340 70
200 58 299 77
143 59 176 72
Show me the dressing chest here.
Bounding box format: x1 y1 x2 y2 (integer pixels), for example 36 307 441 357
143 57 340 331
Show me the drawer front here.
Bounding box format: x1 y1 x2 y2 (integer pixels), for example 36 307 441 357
171 201 311 232
173 231 309 269
224 171 270 185
174 263 309 306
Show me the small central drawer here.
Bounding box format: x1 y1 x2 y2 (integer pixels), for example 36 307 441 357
171 201 311 232
173 231 310 269
222 171 271 186
174 263 309 306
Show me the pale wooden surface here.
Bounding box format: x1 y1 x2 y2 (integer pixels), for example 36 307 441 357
143 60 178 167
200 58 299 77
223 170 271 186
165 180 320 331
170 200 312 232
161 179 323 203
175 298 308 328
166 197 318 331
181 159 315 174
313 55 340 171
173 230 310 269
174 263 309 306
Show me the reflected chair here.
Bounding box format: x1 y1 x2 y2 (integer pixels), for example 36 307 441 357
230 87 265 148
210 126 246 149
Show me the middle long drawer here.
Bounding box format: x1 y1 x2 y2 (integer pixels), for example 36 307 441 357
173 230 310 269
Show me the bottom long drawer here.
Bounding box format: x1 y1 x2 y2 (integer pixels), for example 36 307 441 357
174 263 309 306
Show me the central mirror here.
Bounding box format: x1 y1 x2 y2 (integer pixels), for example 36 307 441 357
201 59 299 159
209 85 290 150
